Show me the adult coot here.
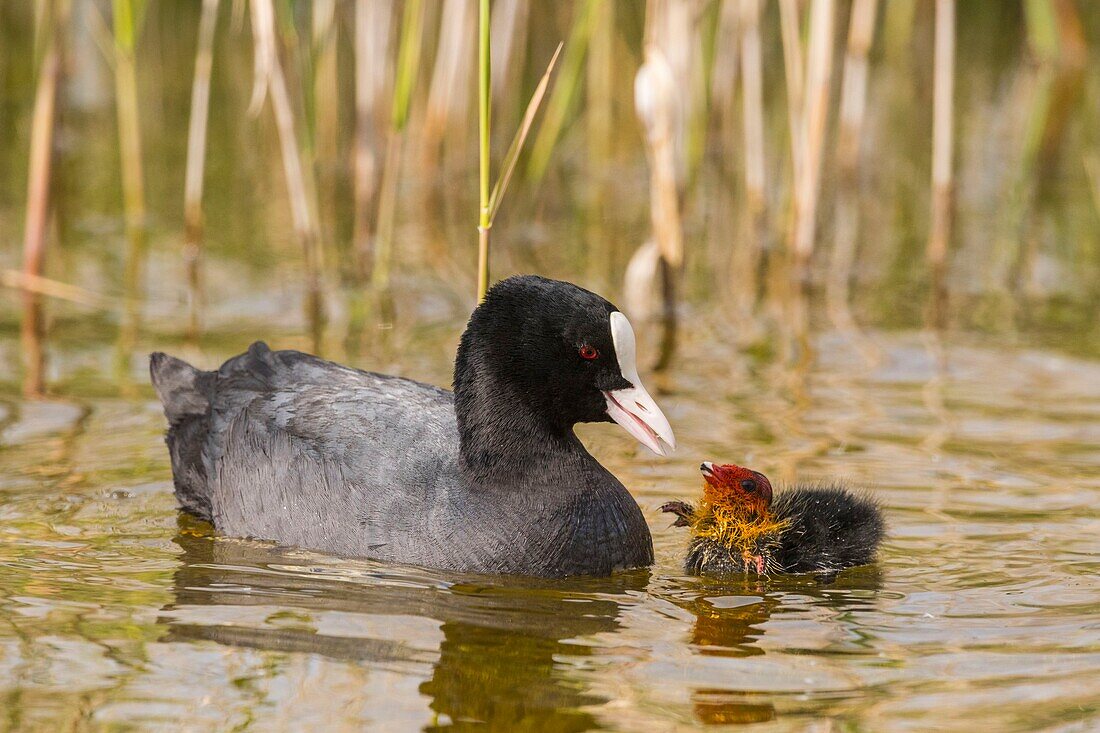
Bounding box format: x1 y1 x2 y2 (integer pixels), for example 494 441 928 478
150 275 675 577
661 462 884 576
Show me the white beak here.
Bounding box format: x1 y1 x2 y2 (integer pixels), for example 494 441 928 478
603 311 676 456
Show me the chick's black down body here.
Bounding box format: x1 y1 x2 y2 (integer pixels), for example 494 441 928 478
770 485 884 573
150 276 655 578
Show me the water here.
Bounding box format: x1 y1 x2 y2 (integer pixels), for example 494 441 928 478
2 320 1099 731
3 2 1100 730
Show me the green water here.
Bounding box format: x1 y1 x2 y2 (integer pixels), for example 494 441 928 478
3 2 1100 731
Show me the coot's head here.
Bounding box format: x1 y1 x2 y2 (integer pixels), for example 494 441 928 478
700 462 773 515
454 275 675 455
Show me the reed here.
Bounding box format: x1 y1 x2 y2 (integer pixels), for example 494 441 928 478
525 0 596 187
738 0 767 274
476 0 562 302
311 0 339 256
778 0 805 183
477 0 491 301
250 0 325 344
183 0 219 339
352 0 392 282
423 0 475 170
374 0 425 317
828 0 878 359
20 0 67 396
790 0 835 278
490 0 529 100
634 45 683 370
112 0 148 384
927 0 955 313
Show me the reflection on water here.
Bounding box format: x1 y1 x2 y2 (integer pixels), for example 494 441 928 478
165 517 642 731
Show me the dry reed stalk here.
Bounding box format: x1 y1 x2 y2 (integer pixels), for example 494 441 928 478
739 0 766 242
526 0 597 185
112 0 148 384
790 0 835 276
710 0 740 126
183 0 219 339
353 0 392 282
22 1 62 306
635 46 684 272
312 0 339 251
423 0 475 166
4 270 114 310
828 0 879 361
250 0 325 338
778 0 805 181
586 0 614 177
927 0 954 293
634 45 684 370
374 0 424 314
21 0 67 396
491 0 529 102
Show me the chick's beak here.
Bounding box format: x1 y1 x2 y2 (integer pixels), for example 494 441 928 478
604 311 676 456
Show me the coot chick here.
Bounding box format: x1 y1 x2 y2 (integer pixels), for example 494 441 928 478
661 462 884 576
150 275 675 578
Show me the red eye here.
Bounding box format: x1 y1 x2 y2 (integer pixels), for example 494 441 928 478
579 345 599 360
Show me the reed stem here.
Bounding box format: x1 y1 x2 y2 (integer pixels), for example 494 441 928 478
791 0 835 277
251 0 325 342
477 0 491 301
183 0 219 340
927 0 955 284
21 0 67 396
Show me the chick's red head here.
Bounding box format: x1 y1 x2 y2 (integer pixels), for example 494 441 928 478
700 462 773 515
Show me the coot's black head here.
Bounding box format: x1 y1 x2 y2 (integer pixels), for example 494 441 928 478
454 275 675 455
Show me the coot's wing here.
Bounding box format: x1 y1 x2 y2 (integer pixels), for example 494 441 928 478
154 342 463 562
210 380 461 562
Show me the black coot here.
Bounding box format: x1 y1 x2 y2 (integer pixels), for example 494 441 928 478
150 275 675 577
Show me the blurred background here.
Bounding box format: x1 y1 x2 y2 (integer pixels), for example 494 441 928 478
1 1 1099 730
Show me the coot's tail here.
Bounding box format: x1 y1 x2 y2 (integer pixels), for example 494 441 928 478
150 351 215 521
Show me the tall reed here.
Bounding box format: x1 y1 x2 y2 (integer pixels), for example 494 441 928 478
790 0 835 277
927 0 955 310
829 0 878 358
21 0 67 396
778 0 805 183
250 0 325 344
477 0 491 301
525 0 596 187
423 0 475 169
352 0 392 283
183 0 219 339
374 0 425 316
476 2 561 302
739 0 766 290
112 0 148 384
